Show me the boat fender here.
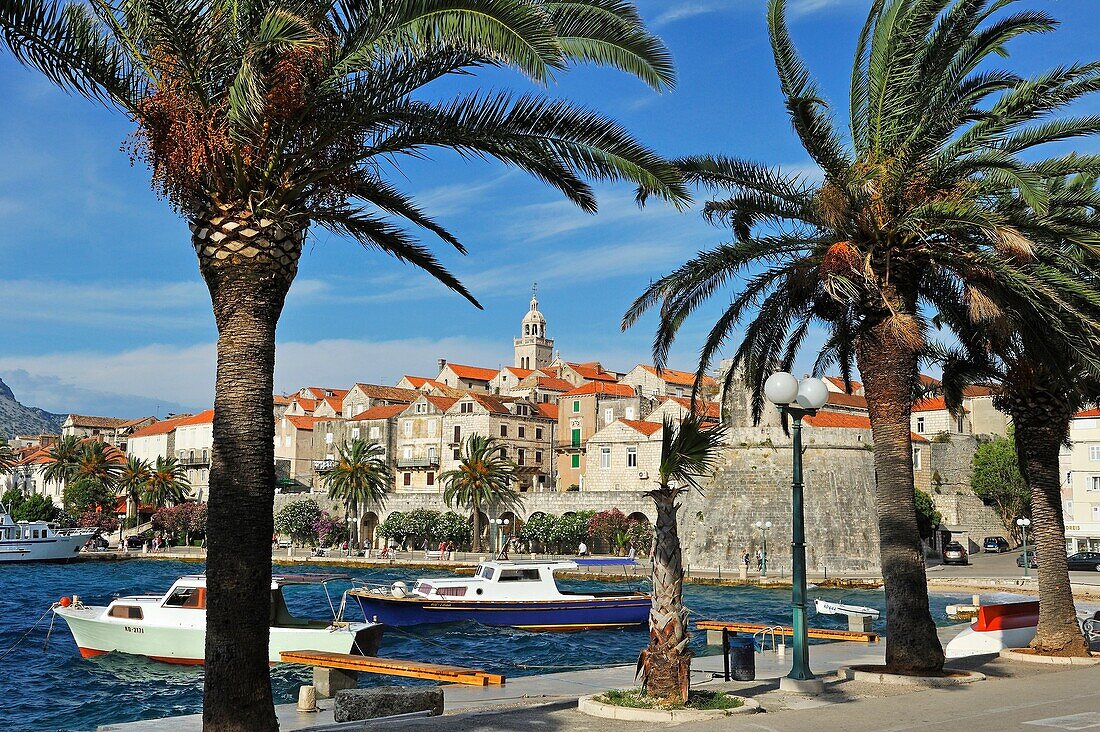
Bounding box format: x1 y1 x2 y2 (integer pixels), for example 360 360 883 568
58 597 72 608
391 581 408 598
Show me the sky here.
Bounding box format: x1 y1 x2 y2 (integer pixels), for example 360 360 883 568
1 0 1098 417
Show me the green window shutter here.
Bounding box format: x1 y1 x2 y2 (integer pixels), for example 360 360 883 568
571 428 581 446
573 400 580 413
571 454 580 469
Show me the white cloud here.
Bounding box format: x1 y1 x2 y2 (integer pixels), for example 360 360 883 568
644 0 860 28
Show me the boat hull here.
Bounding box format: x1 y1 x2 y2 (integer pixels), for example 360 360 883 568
352 593 649 631
55 606 383 665
0 534 91 562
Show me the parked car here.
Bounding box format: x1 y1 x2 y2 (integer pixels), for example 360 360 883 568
1066 551 1100 572
942 541 969 565
983 536 1010 553
83 535 110 551
1017 551 1038 568
125 535 147 549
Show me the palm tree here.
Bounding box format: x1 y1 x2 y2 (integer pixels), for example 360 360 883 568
440 434 519 553
321 439 390 551
117 455 153 521
143 456 191 508
637 414 726 703
0 439 15 475
42 435 83 488
0 2 686 725
625 0 1100 674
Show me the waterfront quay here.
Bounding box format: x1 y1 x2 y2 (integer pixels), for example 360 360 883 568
100 624 1100 732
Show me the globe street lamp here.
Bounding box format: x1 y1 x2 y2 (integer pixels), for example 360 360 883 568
492 518 510 555
1016 517 1032 578
753 520 772 576
765 372 829 695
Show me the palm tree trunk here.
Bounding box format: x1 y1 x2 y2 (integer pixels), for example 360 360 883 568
1000 382 1088 657
857 326 944 674
472 500 482 553
642 488 690 702
196 204 303 732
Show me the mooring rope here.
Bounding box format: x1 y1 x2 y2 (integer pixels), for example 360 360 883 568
0 603 56 662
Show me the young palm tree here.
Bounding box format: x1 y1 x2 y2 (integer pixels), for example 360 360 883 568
42 435 83 488
321 439 390 550
0 439 15 475
625 0 1100 673
0 2 685 725
638 414 726 703
440 434 519 553
117 455 153 520
143 456 191 508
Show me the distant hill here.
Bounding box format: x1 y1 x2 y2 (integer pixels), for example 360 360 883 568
0 376 65 437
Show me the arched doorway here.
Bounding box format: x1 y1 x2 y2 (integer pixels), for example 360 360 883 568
626 511 650 525
499 511 524 551
362 511 379 550
626 512 653 556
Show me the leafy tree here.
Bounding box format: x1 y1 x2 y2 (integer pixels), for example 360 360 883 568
517 512 557 553
432 511 471 549
0 0 685 724
405 508 441 548
16 494 60 522
312 511 348 547
550 511 595 552
970 436 1030 538
914 490 942 542
2 487 25 514
639 415 726 703
588 508 632 553
628 518 654 554
441 435 520 552
378 511 411 547
274 499 322 546
320 440 389 550
76 510 119 534
143 456 191 508
64 479 116 515
624 0 1100 674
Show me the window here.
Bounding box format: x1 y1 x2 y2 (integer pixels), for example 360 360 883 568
604 408 614 425
403 472 411 486
571 454 580 469
535 427 543 440
351 427 360 439
518 426 525 439
500 447 508 459
416 402 427 413
426 471 435 486
571 428 581 447
535 450 542 464
600 446 611 469
428 447 437 463
956 414 965 432
403 446 413 460
1090 446 1100 462
573 400 580 413
1066 500 1074 516
452 426 462 445
163 587 205 609
517 448 525 466
1094 506 1100 521
1091 476 1100 492
676 387 685 398
404 421 412 436
498 569 540 582
460 402 473 413
427 420 436 436
627 446 637 468
500 425 508 438
108 605 144 619
912 446 922 471
325 432 334 444
625 407 635 420
915 417 925 433
370 426 380 439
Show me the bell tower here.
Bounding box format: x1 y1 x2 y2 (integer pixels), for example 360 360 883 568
514 283 554 371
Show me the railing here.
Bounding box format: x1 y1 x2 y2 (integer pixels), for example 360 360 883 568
312 460 336 472
396 457 439 468
177 454 209 466
554 441 585 451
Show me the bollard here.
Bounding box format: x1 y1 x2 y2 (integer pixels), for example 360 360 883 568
972 594 981 607
298 685 318 712
288 547 293 558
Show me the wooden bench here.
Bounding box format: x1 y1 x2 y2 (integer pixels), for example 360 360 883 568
280 651 505 696
696 620 879 643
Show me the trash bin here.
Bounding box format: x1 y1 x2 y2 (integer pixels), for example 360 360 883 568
726 635 755 681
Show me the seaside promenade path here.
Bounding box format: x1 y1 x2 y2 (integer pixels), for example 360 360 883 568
100 624 1100 731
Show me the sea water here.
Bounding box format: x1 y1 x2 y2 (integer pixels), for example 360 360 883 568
0 559 969 731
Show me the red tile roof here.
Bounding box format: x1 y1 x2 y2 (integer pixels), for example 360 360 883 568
443 364 499 382
292 397 318 412
498 367 534 379
352 384 422 403
805 411 928 443
825 392 868 409
350 404 407 421
176 409 215 426
620 419 663 436
562 381 636 398
285 415 321 431
912 396 967 413
461 393 512 415
534 377 574 392
659 396 721 419
425 396 458 411
65 414 132 429
569 362 619 382
128 414 195 439
962 385 996 397
537 403 559 419
640 365 719 389
303 387 349 400
401 376 432 388
1075 407 1100 418
825 376 862 393
273 394 294 406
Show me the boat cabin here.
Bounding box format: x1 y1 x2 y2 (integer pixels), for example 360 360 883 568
410 561 584 601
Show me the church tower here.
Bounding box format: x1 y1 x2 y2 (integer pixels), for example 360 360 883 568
514 284 554 370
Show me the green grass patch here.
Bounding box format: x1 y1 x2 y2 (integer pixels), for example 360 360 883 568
596 689 744 711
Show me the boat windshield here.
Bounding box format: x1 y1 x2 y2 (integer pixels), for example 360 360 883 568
497 569 540 582
479 566 495 580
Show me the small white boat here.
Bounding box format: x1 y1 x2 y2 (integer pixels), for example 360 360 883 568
945 601 1038 658
0 502 98 562
814 598 880 618
53 574 383 665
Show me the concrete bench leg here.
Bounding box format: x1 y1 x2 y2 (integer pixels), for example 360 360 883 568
314 667 358 698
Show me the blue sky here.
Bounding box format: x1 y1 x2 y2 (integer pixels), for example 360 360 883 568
1 0 1098 417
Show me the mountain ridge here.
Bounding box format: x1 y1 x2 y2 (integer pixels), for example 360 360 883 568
0 376 65 438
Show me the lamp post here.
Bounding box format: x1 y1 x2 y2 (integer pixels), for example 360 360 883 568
1017 517 1032 578
753 520 772 576
764 372 829 695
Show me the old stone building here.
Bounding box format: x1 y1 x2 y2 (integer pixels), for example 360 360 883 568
555 381 647 491
62 414 155 451
620 365 719 399
583 419 663 492
341 383 421 418
513 289 554 371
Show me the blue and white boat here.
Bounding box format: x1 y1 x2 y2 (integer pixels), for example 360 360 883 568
349 560 649 632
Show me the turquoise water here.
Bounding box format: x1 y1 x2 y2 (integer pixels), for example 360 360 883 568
0 560 968 731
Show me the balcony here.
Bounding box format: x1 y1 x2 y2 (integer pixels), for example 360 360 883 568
177 453 210 466
397 457 440 469
312 459 336 472
554 441 586 452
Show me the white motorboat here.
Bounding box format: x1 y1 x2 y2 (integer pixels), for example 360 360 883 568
814 598 880 618
0 502 98 562
945 601 1038 658
53 574 383 665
